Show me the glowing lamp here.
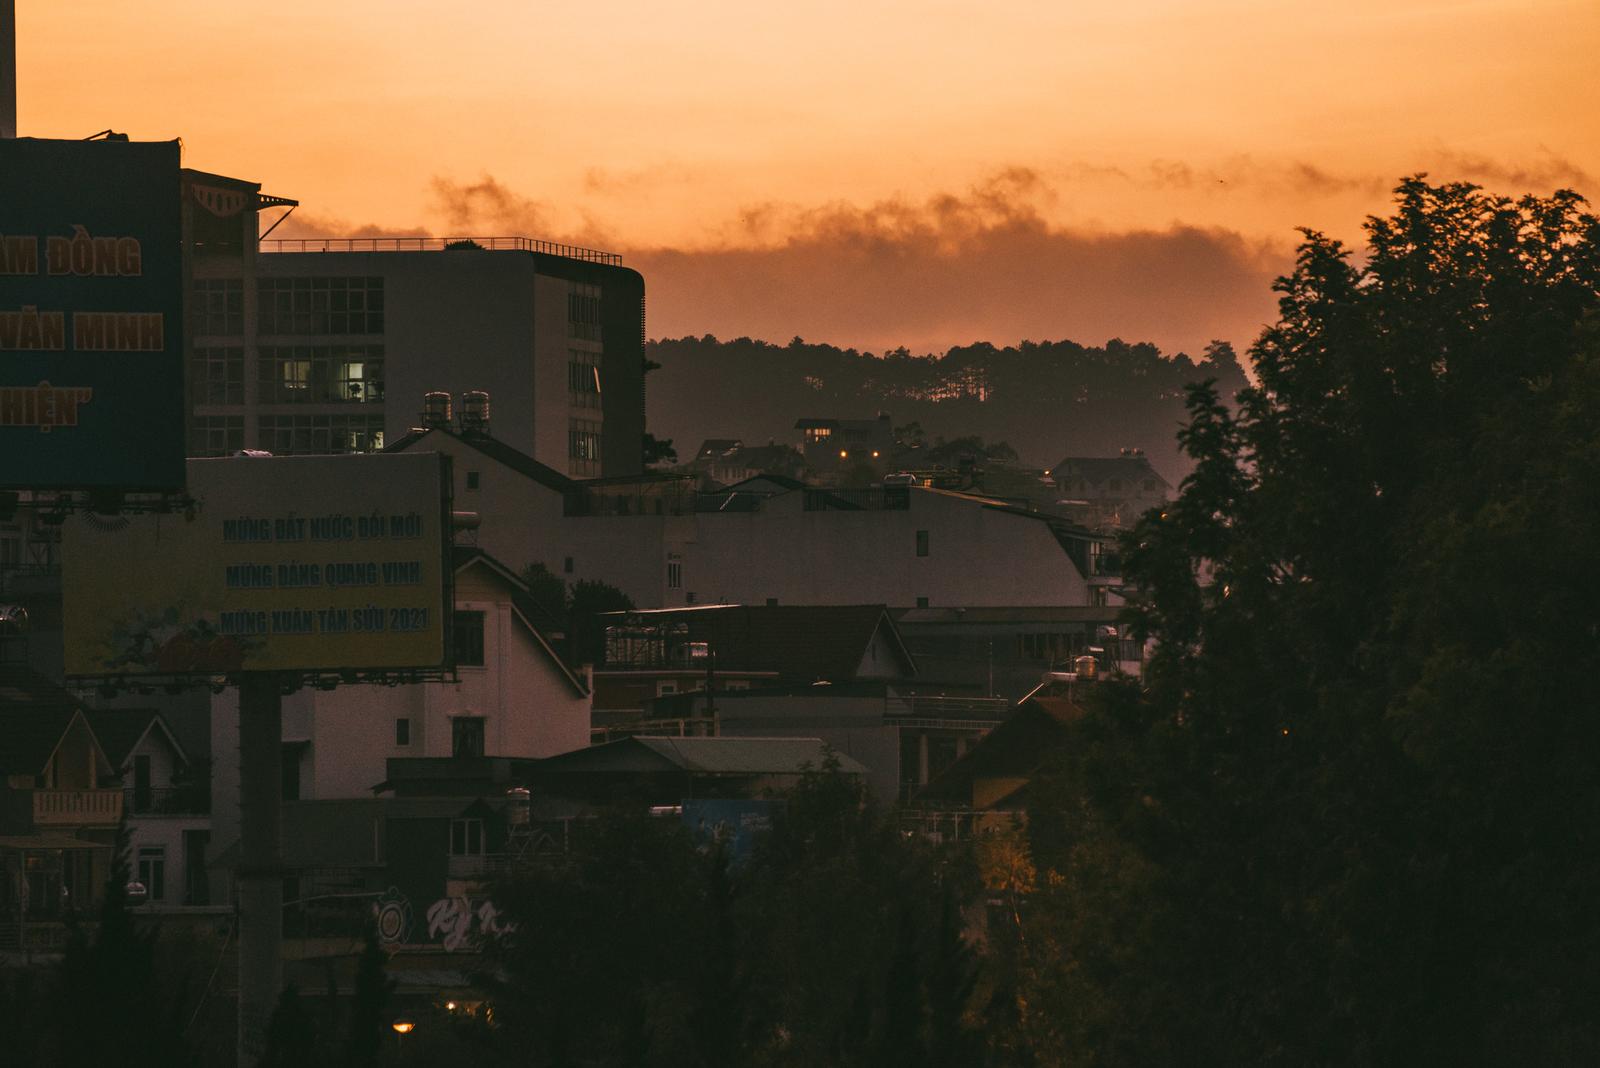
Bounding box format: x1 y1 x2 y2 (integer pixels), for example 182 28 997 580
839 450 848 458
391 1020 416 1035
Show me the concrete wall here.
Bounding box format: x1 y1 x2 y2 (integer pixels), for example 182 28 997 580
275 564 589 801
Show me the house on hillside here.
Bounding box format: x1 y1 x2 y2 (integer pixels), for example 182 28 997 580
86 709 211 908
689 441 808 488
1049 448 1172 531
796 414 896 478
0 669 123 950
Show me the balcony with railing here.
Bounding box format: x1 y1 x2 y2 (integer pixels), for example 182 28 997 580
125 785 211 817
259 235 623 265
32 788 123 827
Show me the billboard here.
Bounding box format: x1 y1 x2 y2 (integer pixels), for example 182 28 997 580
62 453 453 677
0 138 185 490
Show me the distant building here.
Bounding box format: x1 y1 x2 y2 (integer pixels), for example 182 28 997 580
178 168 646 477
591 604 918 726
796 414 896 477
0 669 123 950
209 548 589 878
390 426 1116 611
689 439 807 487
86 709 211 909
1048 448 1172 530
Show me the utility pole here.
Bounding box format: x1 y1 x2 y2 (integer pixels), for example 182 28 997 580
236 673 285 1064
2 0 18 138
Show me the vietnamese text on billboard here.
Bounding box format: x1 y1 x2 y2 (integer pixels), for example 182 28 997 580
0 138 185 490
62 454 452 676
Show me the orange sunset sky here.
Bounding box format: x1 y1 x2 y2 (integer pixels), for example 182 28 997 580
15 0 1600 357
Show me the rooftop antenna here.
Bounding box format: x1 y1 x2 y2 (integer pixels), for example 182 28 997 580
1 0 16 138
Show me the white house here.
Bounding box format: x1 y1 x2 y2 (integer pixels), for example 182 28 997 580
209 548 590 873
87 709 211 909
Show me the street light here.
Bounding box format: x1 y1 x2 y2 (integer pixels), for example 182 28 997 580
392 1018 415 1057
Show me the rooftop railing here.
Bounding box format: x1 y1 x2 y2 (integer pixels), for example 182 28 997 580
259 236 623 265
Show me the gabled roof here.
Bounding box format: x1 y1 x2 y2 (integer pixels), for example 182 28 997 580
724 473 807 493
452 547 588 696
82 710 189 770
695 438 743 458
0 668 112 777
915 694 1081 804
386 425 575 493
599 605 917 681
537 736 867 777
1050 455 1169 487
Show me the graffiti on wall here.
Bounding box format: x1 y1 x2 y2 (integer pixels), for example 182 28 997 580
425 896 512 952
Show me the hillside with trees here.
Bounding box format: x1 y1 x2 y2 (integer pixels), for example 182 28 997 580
645 335 1252 481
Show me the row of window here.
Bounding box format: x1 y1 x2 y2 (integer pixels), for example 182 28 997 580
191 277 386 336
191 345 384 405
260 346 384 404
187 414 386 456
567 283 602 342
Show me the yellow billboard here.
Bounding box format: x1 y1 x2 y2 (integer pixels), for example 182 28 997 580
63 453 453 676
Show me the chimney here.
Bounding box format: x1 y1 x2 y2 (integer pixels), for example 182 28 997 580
2 0 17 139
421 391 452 429
460 390 490 435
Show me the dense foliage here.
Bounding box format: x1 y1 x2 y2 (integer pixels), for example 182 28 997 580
1020 179 1600 1064
647 335 1250 477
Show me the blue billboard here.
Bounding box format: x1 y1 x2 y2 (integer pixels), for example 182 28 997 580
0 138 185 490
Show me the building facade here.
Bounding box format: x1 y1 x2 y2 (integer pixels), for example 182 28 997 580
180 170 646 478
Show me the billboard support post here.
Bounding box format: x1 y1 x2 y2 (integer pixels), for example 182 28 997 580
236 672 283 1066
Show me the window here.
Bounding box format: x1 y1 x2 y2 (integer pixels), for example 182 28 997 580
192 278 243 335
257 414 384 455
563 556 574 574
257 276 385 335
567 282 602 342
466 471 480 490
450 818 485 856
454 611 485 666
915 530 929 557
765 597 778 607
666 561 682 589
685 591 696 605
1092 587 1109 607
258 345 385 403
568 420 602 468
657 681 679 696
137 847 166 902
451 717 486 758
568 348 602 408
190 415 244 457
191 346 244 404
916 596 930 608
281 745 301 801
395 718 411 747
